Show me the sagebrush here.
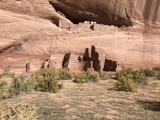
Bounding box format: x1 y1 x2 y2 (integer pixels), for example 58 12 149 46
9 74 27 97
116 68 147 83
57 69 73 80
0 80 9 99
0 102 38 120
114 75 138 92
31 68 62 93
114 68 154 92
73 71 99 83
153 66 160 71
141 68 155 77
99 71 108 80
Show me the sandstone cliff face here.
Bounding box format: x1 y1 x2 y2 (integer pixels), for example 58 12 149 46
0 0 160 72
0 0 71 24
49 0 160 27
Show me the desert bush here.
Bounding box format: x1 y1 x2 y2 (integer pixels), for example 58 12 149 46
9 74 27 97
116 68 146 83
0 80 9 99
58 83 64 90
86 71 100 82
132 70 146 83
2 65 15 77
73 72 88 83
0 74 32 99
114 68 149 92
73 71 99 83
114 75 138 92
57 69 73 80
99 71 108 80
23 79 35 93
153 66 160 71
157 75 160 80
0 102 38 120
141 68 155 77
0 73 3 79
116 68 133 79
31 68 62 93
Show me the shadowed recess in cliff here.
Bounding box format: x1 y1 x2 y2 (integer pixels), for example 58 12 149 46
49 0 85 24
49 0 132 26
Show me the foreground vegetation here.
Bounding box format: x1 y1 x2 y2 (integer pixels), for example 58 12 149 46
0 78 159 120
0 68 107 100
0 67 160 119
0 102 38 120
115 68 156 92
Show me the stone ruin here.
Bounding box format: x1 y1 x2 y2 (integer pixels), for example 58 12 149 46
56 20 115 32
57 19 71 30
39 45 119 72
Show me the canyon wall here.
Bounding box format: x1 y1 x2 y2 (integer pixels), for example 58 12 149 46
0 0 160 71
50 0 160 27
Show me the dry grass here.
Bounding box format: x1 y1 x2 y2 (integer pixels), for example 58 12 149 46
0 78 160 120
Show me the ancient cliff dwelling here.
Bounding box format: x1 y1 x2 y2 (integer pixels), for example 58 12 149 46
0 0 159 73
0 0 160 120
0 0 160 72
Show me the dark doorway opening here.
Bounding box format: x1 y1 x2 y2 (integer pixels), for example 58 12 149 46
91 45 100 72
83 48 90 61
103 59 117 72
62 53 71 70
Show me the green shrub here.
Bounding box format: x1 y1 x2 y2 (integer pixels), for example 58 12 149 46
57 69 73 80
141 68 155 77
2 65 15 77
116 68 146 83
132 70 146 83
153 66 160 71
0 80 9 99
114 68 150 92
0 74 33 99
73 71 99 83
0 102 38 120
58 83 64 90
73 72 88 83
86 71 100 82
114 75 138 92
3 65 10 74
9 74 27 97
0 73 3 79
23 79 35 93
31 68 62 93
157 75 160 80
116 68 133 79
99 71 108 80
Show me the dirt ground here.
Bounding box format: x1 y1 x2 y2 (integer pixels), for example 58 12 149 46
0 78 160 120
